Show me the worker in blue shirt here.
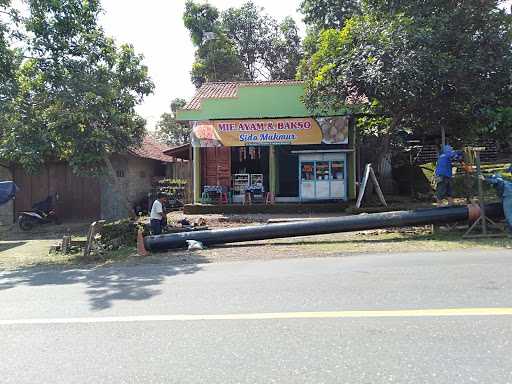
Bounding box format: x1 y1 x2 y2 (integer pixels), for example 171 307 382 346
483 165 512 232
435 145 463 205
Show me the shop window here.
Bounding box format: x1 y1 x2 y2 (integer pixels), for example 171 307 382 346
316 161 330 180
331 161 345 180
301 162 314 180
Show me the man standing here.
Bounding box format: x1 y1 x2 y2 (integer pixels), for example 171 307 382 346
150 193 167 235
435 144 462 205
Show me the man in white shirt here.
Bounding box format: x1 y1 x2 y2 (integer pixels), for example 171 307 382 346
150 193 167 235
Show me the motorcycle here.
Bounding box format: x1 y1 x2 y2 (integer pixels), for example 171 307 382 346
18 195 61 231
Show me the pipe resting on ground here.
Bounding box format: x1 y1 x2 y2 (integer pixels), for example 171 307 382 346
139 203 504 253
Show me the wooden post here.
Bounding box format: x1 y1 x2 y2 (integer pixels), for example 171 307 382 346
83 220 106 258
193 146 201 204
269 145 277 199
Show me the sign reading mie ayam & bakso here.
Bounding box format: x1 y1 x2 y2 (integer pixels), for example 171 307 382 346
192 117 349 147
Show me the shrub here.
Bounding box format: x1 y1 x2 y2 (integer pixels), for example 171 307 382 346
99 219 148 248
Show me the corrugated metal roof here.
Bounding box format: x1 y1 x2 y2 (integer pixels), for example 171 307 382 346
183 80 305 111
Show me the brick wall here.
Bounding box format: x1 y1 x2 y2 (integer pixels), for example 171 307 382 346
0 166 14 226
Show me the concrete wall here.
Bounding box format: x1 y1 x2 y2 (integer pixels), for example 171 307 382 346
100 155 162 220
0 166 14 226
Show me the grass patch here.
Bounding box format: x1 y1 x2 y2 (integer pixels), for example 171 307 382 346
2 227 511 270
0 240 139 270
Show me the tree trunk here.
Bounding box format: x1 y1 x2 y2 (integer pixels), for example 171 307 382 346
377 135 394 194
104 155 136 219
376 116 400 195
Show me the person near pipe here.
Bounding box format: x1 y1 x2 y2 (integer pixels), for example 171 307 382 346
150 192 168 235
435 144 463 205
482 165 512 232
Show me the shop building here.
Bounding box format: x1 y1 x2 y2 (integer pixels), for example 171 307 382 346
176 80 358 206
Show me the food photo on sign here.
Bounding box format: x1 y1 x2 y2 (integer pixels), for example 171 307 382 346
316 116 349 144
191 121 222 147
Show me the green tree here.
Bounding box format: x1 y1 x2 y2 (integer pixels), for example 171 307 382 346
299 0 360 29
184 0 303 87
0 0 18 115
184 0 246 86
299 0 512 190
0 0 154 174
260 17 303 80
156 98 190 146
190 34 246 87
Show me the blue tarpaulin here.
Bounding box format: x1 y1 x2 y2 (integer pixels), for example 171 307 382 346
0 181 18 206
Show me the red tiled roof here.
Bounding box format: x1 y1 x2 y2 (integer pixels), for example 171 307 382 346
183 80 304 111
129 136 174 163
163 143 191 160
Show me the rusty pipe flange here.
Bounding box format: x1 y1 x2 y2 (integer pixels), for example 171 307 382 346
467 204 481 222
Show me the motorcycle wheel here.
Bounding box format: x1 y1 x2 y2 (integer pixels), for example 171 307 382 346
19 216 35 231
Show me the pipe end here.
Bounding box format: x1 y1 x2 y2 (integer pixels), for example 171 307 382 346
467 204 481 222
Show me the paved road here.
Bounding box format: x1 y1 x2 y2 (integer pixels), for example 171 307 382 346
1 250 512 383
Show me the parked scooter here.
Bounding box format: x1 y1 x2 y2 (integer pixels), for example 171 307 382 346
18 195 61 231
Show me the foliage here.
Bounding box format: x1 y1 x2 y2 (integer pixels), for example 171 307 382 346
0 0 154 173
483 107 512 152
190 33 246 87
156 98 190 146
221 1 270 80
260 17 303 81
299 0 360 29
184 0 303 87
300 0 512 141
184 0 245 87
100 219 147 248
0 0 19 117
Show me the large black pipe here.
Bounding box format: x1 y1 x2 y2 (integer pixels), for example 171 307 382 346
143 203 504 251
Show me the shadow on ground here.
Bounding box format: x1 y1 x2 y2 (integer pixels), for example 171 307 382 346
0 241 26 252
0 222 91 241
0 256 204 311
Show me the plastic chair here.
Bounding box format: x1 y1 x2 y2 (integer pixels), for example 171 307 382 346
201 191 211 204
219 192 228 204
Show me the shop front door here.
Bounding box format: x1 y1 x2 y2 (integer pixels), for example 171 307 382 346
299 154 347 201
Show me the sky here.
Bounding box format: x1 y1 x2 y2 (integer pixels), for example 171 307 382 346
99 0 305 131
99 0 512 131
